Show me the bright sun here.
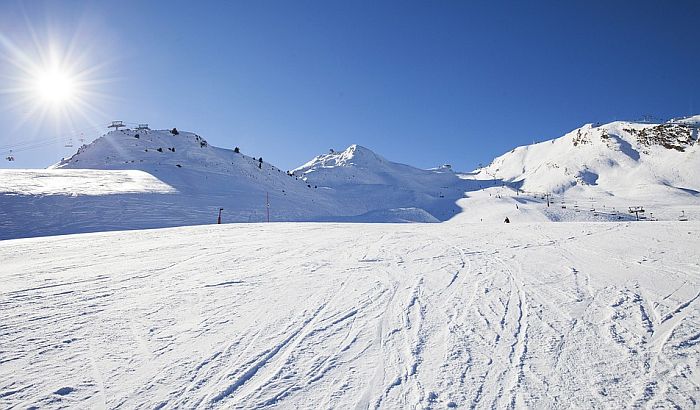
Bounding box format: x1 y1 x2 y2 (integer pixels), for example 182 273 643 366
35 69 76 103
0 25 111 148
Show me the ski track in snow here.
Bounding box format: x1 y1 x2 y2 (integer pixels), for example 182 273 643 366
0 222 699 409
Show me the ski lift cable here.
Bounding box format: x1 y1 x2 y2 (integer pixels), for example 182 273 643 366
0 130 90 150
0 134 66 148
0 120 155 153
0 123 109 151
0 133 91 153
1 134 69 148
8 141 69 154
0 136 67 151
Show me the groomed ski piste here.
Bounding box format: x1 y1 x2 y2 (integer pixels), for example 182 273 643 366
1 221 698 408
1 117 699 408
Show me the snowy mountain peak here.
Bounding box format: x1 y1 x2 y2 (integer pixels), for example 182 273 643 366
294 144 385 172
53 128 223 171
344 143 379 159
478 117 700 197
574 120 697 152
45 128 340 212
667 114 700 126
52 128 295 181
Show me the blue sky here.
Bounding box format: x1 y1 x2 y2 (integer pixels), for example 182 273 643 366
0 0 698 171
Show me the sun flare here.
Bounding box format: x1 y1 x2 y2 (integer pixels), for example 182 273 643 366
35 69 76 103
0 29 111 137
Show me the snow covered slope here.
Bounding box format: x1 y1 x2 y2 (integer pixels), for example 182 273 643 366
295 144 456 191
52 128 332 203
455 118 700 223
1 221 698 408
0 131 475 239
476 119 699 198
2 116 700 240
0 169 176 196
0 129 339 239
293 144 470 221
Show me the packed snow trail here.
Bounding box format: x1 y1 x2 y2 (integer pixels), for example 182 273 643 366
1 222 698 408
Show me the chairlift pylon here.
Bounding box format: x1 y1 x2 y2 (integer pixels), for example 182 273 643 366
5 149 15 161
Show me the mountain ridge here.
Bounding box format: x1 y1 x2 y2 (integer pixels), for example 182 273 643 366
476 119 699 198
2 116 700 239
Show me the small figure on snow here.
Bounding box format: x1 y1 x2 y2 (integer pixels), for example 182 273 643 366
504 217 510 223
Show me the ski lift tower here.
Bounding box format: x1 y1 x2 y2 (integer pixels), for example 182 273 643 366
108 121 125 131
629 206 645 221
544 193 551 207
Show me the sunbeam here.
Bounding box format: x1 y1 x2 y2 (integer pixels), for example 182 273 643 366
0 20 115 143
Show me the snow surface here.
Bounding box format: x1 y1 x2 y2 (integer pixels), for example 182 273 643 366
1 221 698 408
0 169 176 196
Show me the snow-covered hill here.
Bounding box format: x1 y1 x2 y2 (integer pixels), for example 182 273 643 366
453 117 700 224
476 119 699 198
294 144 456 192
2 221 698 408
2 117 700 240
0 129 351 239
0 131 472 239
53 128 329 200
293 144 470 221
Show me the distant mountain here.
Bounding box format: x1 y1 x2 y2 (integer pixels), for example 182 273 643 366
0 131 468 239
295 144 455 189
50 127 341 216
293 144 467 221
476 118 700 200
54 131 466 221
53 128 302 192
2 116 700 240
0 129 347 239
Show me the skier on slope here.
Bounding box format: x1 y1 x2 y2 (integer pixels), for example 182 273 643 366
504 217 510 223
